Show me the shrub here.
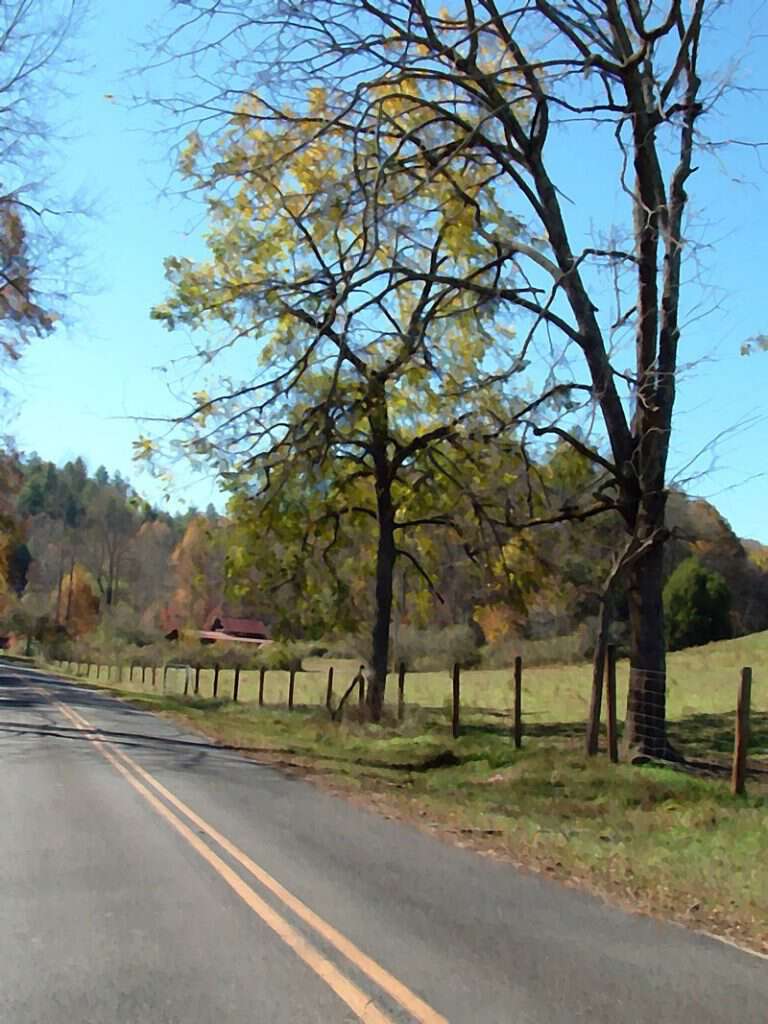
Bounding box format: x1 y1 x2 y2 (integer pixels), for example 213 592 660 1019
663 557 732 651
394 625 480 671
480 633 584 668
39 624 72 662
319 633 367 660
258 641 309 673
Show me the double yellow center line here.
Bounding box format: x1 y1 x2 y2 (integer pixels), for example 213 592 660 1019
37 687 448 1024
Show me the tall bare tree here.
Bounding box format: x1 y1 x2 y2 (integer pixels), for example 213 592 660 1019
151 0 754 755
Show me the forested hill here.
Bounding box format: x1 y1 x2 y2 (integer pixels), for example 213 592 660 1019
0 454 225 646
0 451 765 657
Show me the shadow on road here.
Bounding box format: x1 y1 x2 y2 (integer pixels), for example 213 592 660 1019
0 673 273 769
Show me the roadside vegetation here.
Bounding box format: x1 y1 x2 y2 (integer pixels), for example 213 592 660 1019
46 631 768 955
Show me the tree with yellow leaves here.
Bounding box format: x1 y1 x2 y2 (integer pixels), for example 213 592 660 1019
152 96 528 718
150 0 739 758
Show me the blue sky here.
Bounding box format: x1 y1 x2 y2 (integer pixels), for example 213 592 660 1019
11 1 768 539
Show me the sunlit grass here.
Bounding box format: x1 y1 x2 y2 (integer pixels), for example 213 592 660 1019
75 631 767 755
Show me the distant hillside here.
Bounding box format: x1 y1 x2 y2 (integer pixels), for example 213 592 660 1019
743 538 768 570
666 494 768 637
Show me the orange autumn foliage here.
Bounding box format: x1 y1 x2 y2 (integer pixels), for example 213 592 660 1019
56 563 100 636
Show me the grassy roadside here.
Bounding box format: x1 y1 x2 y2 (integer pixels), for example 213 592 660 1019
49 671 768 956
43 632 767 761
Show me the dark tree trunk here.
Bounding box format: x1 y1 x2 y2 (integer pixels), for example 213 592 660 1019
368 496 395 723
104 549 117 607
623 539 670 760
55 546 65 625
64 553 76 623
366 379 397 724
585 592 611 756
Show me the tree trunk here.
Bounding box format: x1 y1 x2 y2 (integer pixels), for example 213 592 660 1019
64 553 76 624
368 502 395 723
623 540 671 760
585 593 611 756
55 546 65 625
106 553 114 606
366 380 396 724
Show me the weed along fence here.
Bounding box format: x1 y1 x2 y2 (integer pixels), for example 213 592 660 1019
50 654 526 732
50 650 762 793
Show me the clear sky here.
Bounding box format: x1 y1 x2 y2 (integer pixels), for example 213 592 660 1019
11 1 768 539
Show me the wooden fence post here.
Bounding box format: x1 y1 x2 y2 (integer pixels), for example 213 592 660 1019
213 663 220 698
233 665 241 702
397 662 406 722
514 655 523 750
606 644 618 764
163 663 169 691
452 663 461 739
183 667 190 696
152 665 157 688
194 665 201 695
325 666 334 710
586 644 606 756
732 666 752 796
258 666 266 707
288 668 296 710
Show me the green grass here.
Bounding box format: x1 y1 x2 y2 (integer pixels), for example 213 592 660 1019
64 630 767 766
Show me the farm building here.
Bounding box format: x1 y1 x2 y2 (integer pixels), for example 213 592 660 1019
198 611 270 646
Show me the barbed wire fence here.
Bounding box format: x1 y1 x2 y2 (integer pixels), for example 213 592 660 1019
49 649 761 796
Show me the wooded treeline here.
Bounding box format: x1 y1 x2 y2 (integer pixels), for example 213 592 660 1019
0 449 765 672
0 453 226 651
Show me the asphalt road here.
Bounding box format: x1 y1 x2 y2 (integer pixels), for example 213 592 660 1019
0 665 765 1023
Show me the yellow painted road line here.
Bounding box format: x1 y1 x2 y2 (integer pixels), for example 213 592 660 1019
43 694 394 1024
42 688 450 1024
99 718 449 1023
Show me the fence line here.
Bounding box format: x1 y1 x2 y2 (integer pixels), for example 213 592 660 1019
49 656 528 729
47 655 760 797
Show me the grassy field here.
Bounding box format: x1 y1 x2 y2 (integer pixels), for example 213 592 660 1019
45 632 768 954
64 630 767 765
